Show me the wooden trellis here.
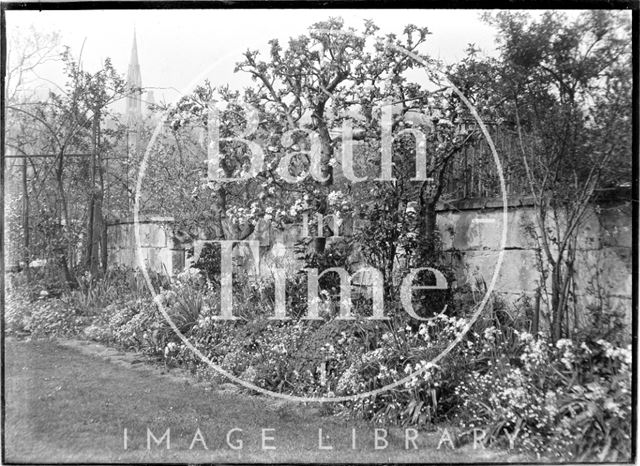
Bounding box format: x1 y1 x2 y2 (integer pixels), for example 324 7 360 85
442 123 528 201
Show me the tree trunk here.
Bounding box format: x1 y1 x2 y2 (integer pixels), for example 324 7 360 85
315 120 334 186
86 196 95 269
85 107 104 275
551 266 563 343
54 150 74 282
22 156 30 281
311 102 334 256
58 253 75 288
97 114 107 274
212 185 227 239
419 199 438 260
100 201 108 273
90 196 101 276
532 287 541 336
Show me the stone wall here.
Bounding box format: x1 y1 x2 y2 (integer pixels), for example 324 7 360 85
106 217 184 276
436 192 632 326
106 190 633 325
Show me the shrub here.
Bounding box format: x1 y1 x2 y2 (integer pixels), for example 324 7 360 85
334 313 471 426
553 339 632 461
6 285 86 337
12 259 627 463
110 299 159 352
454 331 632 461
26 298 86 337
90 268 222 367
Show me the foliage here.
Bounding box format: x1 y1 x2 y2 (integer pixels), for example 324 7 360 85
460 11 633 342
6 289 86 337
5 288 34 334
5 26 139 285
7 259 631 463
334 313 469 426
4 14 632 463
156 18 479 273
454 330 632 460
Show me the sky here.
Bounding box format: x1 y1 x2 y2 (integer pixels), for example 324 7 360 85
5 9 583 110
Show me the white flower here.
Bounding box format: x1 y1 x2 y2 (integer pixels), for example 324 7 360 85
483 326 498 342
327 190 344 206
555 339 573 350
437 118 454 127
604 398 621 414
580 342 592 354
518 331 534 343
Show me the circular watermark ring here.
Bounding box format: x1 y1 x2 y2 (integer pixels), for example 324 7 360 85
134 27 508 403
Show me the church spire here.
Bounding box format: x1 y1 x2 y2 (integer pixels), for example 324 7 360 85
126 28 142 127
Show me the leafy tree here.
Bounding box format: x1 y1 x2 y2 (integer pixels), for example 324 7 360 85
162 18 479 297
55 50 131 275
472 11 632 341
6 44 133 284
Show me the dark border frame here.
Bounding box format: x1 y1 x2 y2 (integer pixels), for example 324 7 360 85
1 2 638 465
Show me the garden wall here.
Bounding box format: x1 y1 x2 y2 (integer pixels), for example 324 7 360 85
106 189 633 326
106 216 184 276
436 191 633 327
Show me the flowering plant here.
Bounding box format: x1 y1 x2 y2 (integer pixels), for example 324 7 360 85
454 329 631 460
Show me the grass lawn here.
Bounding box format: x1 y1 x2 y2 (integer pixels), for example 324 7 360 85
4 338 526 463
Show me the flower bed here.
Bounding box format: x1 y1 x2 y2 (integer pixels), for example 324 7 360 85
4 265 631 461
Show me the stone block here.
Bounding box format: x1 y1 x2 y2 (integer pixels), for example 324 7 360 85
439 210 510 251
147 247 160 273
438 203 631 254
107 248 119 266
138 247 150 269
106 225 119 249
573 247 632 300
128 249 139 268
138 223 152 248
120 224 134 249
172 249 186 275
507 208 538 249
457 249 540 295
574 293 632 333
575 208 601 250
599 203 632 248
156 247 173 276
148 224 167 248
